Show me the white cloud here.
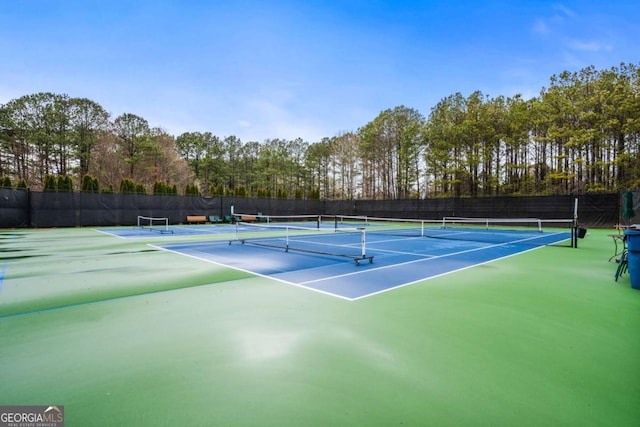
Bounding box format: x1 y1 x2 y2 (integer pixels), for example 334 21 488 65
552 4 577 19
243 96 326 142
532 3 577 38
567 40 613 52
531 18 550 35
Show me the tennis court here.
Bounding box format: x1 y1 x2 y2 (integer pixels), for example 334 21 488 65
1 222 639 426
146 217 574 300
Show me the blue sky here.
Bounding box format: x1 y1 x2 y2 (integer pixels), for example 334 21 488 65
1 0 638 142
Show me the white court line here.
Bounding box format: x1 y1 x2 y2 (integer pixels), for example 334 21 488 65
151 231 570 301
299 232 569 285
148 243 355 301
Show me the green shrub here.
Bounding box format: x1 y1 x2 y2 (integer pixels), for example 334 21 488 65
210 183 224 196
57 175 73 191
43 174 57 191
119 178 136 193
81 175 99 192
153 181 170 195
185 184 202 196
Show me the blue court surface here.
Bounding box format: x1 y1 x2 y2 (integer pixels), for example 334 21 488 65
96 224 236 238
149 225 572 300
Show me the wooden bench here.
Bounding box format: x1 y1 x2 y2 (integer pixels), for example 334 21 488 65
239 215 257 222
186 215 207 224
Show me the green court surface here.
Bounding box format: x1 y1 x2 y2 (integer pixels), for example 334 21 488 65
1 227 639 426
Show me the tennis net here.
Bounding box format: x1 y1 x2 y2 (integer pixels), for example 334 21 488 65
137 215 173 234
230 221 373 264
323 215 575 246
231 211 321 228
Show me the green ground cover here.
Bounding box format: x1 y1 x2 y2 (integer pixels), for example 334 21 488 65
0 227 638 426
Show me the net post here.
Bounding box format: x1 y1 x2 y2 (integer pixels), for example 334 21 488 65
286 226 290 251
573 197 579 248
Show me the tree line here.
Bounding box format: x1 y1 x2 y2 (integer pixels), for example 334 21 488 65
1 63 638 199
0 93 192 194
